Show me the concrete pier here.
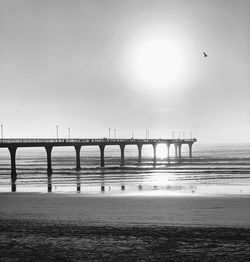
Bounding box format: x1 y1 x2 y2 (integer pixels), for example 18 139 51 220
45 146 53 175
120 144 125 167
166 143 170 160
153 143 157 165
8 146 17 187
174 144 178 158
188 143 193 158
178 143 182 159
137 144 142 165
99 144 105 167
75 145 81 170
76 172 81 193
47 176 52 192
1 138 197 185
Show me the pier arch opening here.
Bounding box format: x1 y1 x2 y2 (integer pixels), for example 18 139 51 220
105 145 120 166
0 148 10 170
15 147 47 191
81 146 100 168
0 148 11 188
141 144 154 166
124 145 138 166
169 144 176 158
181 144 190 158
16 147 47 172
156 144 168 160
52 146 76 170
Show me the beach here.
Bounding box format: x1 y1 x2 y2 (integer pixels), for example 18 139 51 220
1 193 250 227
1 193 250 261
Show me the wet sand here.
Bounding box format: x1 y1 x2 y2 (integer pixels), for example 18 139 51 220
1 193 250 261
0 193 250 227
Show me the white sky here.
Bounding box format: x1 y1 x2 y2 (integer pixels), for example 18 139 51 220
0 0 249 142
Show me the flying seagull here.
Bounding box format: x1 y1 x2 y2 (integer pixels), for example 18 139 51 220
203 52 208 57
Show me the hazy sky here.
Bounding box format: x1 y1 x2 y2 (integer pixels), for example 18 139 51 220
0 0 249 142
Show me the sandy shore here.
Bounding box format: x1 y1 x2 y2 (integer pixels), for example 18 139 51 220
1 218 250 262
1 193 250 227
1 193 250 261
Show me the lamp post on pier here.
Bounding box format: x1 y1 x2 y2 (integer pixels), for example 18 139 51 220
56 125 59 140
68 127 71 140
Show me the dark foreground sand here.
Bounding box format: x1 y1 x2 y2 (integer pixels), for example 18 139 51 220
1 218 250 262
0 193 250 261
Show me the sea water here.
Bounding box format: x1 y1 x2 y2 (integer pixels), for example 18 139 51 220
0 143 250 195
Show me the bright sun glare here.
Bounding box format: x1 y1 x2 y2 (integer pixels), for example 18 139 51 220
127 35 189 92
156 144 176 159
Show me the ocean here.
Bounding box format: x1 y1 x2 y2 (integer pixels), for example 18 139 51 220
0 143 250 195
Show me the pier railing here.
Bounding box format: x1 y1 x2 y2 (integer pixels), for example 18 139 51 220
0 138 196 144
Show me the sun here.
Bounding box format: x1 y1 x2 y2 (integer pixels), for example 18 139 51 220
126 35 189 92
156 144 176 159
156 144 168 159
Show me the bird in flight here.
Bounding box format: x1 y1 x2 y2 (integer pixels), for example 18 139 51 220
203 52 208 57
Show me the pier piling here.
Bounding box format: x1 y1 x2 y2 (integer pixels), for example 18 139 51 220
137 144 142 165
75 145 81 170
8 146 17 187
189 143 193 158
45 146 53 175
166 143 170 160
178 144 182 159
153 143 157 165
99 145 105 167
120 144 125 167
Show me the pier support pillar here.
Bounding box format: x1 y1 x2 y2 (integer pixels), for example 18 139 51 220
45 146 53 176
188 143 193 158
166 143 170 161
8 146 17 192
47 176 52 193
99 145 105 167
137 144 142 165
120 144 125 167
178 144 182 159
11 183 16 192
75 145 81 170
76 172 81 193
174 144 178 158
153 143 157 165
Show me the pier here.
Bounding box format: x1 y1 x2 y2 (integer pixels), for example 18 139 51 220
0 138 196 191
